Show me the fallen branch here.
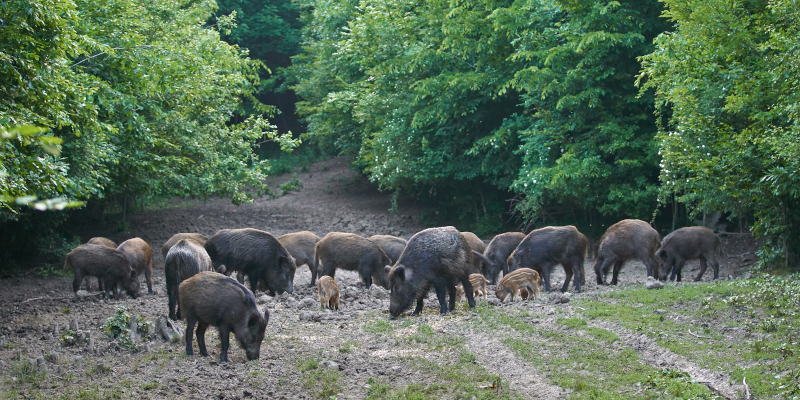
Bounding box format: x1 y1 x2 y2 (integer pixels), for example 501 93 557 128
21 292 104 303
726 252 754 258
743 377 751 400
688 329 712 339
574 306 587 311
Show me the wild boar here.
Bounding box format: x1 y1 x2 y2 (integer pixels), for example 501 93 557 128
162 233 208 259
205 228 296 296
369 235 407 265
386 226 476 318
179 271 268 363
64 244 139 301
316 233 392 289
507 226 588 292
165 239 213 320
317 276 340 310
83 237 118 291
657 226 722 282
455 273 488 302
118 238 154 294
461 232 486 274
594 219 661 285
472 232 526 284
277 231 322 287
495 268 541 302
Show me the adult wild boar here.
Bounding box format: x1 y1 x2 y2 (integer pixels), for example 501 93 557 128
205 228 296 296
162 233 208 259
64 244 140 301
594 219 661 285
277 231 321 287
507 226 588 292
83 237 118 291
118 237 154 294
369 235 407 265
179 271 268 363
461 232 486 274
165 239 213 320
472 232 526 284
657 226 722 282
316 232 392 289
385 226 476 318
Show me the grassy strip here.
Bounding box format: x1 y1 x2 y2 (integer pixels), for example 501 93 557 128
575 276 800 399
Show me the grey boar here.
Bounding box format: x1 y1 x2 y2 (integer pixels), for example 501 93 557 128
461 232 486 274
205 228 296 296
385 226 476 318
64 244 140 301
495 268 541 302
165 239 213 320
179 271 268 363
316 232 392 289
83 237 117 290
472 232 526 284
507 226 588 292
118 237 154 294
277 231 322 287
657 226 722 282
594 219 661 285
369 235 407 265
162 233 208 259
317 276 340 310
455 273 488 302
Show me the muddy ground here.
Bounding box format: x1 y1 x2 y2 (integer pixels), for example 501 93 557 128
0 157 760 399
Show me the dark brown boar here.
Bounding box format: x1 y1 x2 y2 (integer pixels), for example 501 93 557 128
369 235 407 265
495 268 541 302
64 244 140 301
179 271 268 363
118 238 154 294
277 231 322 287
472 232 526 284
316 233 392 290
507 226 588 293
317 276 340 310
83 237 118 291
162 233 208 259
461 232 486 274
205 228 296 296
165 239 213 320
657 226 721 282
593 219 661 285
385 226 476 318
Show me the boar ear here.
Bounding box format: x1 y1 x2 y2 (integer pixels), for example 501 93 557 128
384 265 392 275
248 314 260 328
658 250 668 260
394 265 405 281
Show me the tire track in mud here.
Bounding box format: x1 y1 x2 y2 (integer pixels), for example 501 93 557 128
587 319 742 399
460 329 566 399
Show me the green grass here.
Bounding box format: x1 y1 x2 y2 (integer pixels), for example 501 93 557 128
573 276 800 398
297 357 343 399
141 381 159 390
7 360 46 386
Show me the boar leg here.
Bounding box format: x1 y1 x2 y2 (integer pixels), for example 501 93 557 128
433 283 448 316
145 268 153 294
72 272 85 296
447 284 456 312
411 296 425 317
185 317 197 356
540 263 554 292
560 262 573 293
218 327 230 363
462 279 476 310
308 263 317 288
196 321 209 357
236 271 244 284
610 260 624 285
360 269 373 290
694 256 708 282
709 255 720 281
98 278 104 293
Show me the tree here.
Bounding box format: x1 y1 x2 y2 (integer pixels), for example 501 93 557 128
640 0 800 268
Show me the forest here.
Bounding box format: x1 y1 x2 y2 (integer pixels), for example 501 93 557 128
2 0 799 271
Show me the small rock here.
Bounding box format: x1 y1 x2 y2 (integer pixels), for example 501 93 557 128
653 309 667 315
36 356 45 368
257 295 271 305
546 309 556 315
130 314 140 343
155 315 182 342
369 285 388 300
645 276 664 290
390 366 402 374
321 360 340 371
488 298 501 306
299 298 316 310
74 356 82 365
299 311 311 322
69 318 78 332
53 322 59 336
560 296 570 304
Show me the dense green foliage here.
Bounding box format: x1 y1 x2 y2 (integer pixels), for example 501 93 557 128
0 0 297 217
640 0 800 267
289 0 669 233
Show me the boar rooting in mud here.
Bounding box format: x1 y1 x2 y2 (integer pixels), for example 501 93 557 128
64 244 140 301
118 237 153 294
179 271 268 363
316 233 392 290
277 231 322 287
496 268 541 302
386 227 476 318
